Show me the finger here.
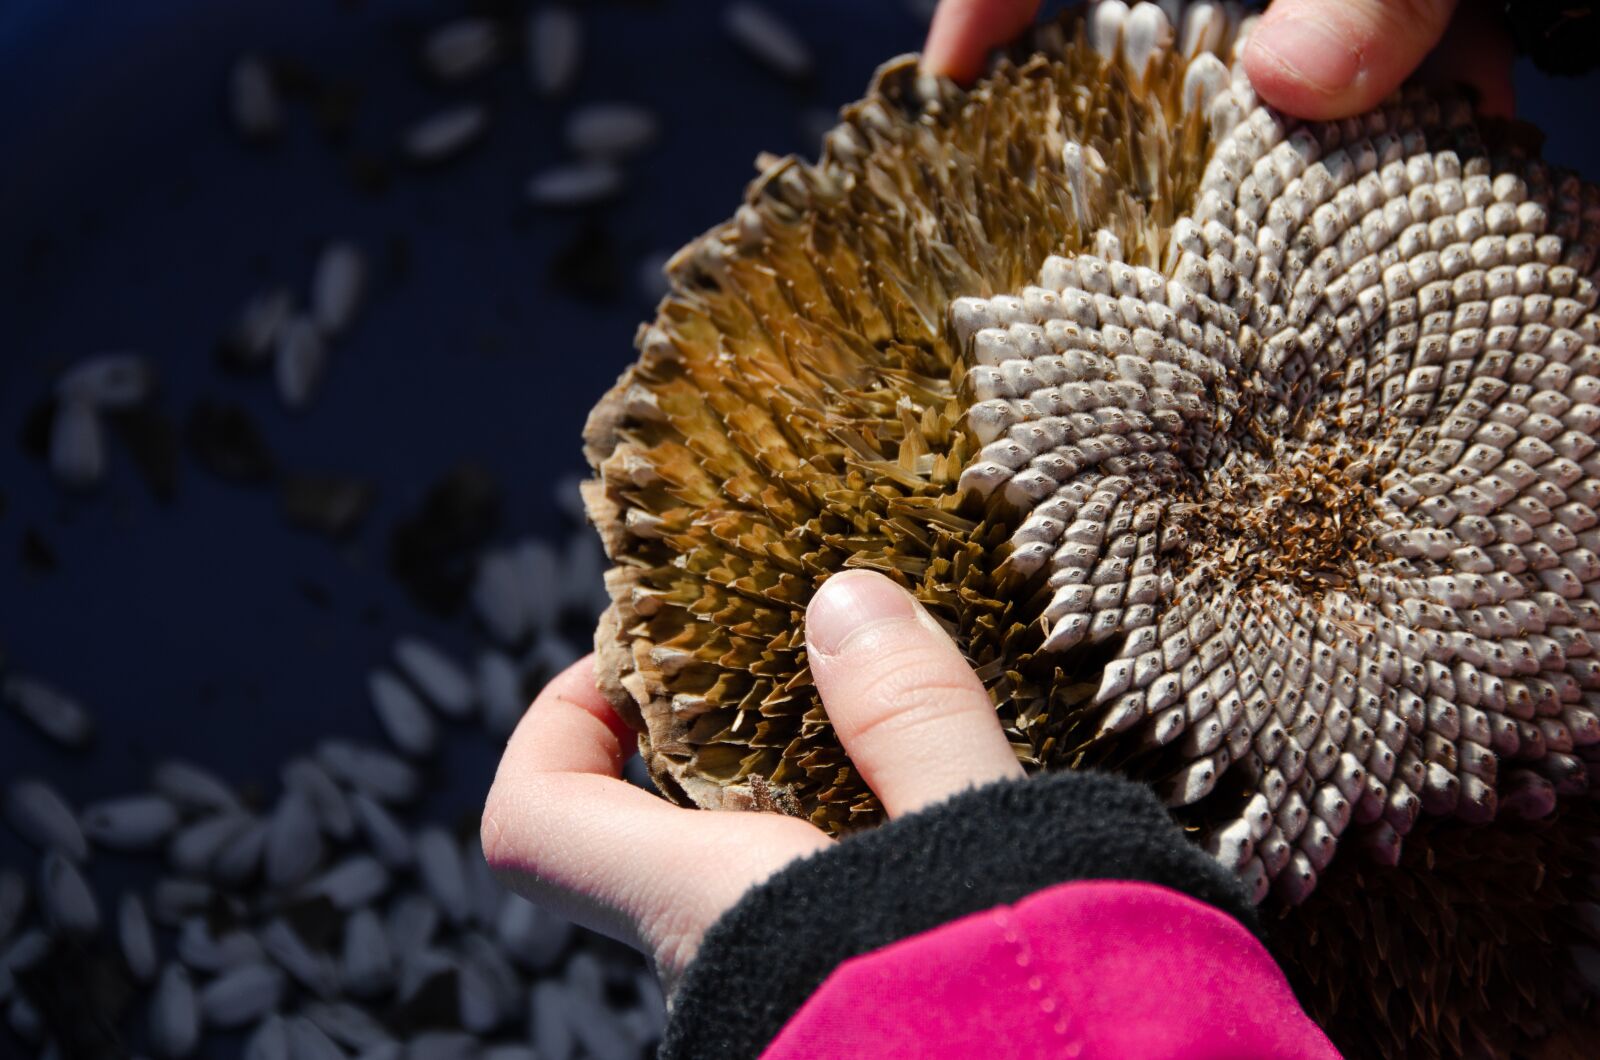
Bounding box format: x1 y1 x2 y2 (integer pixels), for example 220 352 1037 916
1418 0 1515 118
922 0 1041 83
1243 0 1459 120
805 570 1024 817
481 656 829 983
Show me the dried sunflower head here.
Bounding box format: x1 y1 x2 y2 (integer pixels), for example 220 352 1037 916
584 2 1600 1053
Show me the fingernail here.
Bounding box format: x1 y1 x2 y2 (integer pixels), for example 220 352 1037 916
806 571 919 656
1249 16 1362 96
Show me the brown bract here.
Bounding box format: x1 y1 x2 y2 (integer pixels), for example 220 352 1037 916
584 4 1600 1054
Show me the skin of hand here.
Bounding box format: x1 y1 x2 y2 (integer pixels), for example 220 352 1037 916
481 569 1024 996
922 0 1515 120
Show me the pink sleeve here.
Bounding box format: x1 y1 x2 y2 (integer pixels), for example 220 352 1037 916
759 879 1341 1060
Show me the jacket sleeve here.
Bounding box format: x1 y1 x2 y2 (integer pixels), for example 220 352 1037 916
657 770 1339 1060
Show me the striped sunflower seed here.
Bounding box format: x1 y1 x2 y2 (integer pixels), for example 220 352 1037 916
368 669 439 758
393 637 476 719
527 6 582 96
118 895 158 983
723 2 812 79
148 964 200 1058
1 675 95 749
81 794 179 851
403 105 489 164
48 398 106 489
198 962 285 1028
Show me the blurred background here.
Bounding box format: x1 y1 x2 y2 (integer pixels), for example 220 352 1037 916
2 1 1600 1057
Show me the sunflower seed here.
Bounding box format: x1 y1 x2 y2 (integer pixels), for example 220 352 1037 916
566 103 659 160
397 947 456 1002
2 675 95 749
223 288 295 368
5 779 86 860
304 1000 392 1050
528 6 582 95
472 551 528 644
385 892 439 956
312 242 367 337
461 932 520 1031
152 760 242 815
3 930 50 975
477 650 527 737
56 353 152 409
404 105 488 164
526 162 623 208
0 873 24 946
8 993 43 1042
48 398 106 488
483 1047 538 1060
284 758 355 841
305 856 390 912
394 637 476 719
40 851 98 936
350 793 412 869
340 908 394 998
151 879 213 926
229 54 281 139
415 828 470 924
286 1015 346 1060
531 980 575 1060
496 892 571 971
177 917 263 973
565 949 603 1000
369 670 439 758
422 17 500 80
407 1032 477 1060
275 315 326 410
316 740 420 803
461 834 503 927
199 962 284 1028
569 986 636 1060
266 790 324 889
457 955 503 1034
81 794 179 851
243 1014 290 1060
169 812 252 876
149 964 200 1058
213 819 269 885
724 3 812 79
119 895 158 983
260 918 338 998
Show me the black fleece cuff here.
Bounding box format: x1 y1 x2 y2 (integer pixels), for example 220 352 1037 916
658 769 1257 1060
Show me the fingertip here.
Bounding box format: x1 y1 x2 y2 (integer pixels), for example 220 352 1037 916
1242 17 1367 120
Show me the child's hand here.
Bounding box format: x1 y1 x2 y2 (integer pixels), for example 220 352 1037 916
481 570 1023 994
922 0 1513 120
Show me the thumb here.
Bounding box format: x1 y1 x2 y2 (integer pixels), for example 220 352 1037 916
1243 0 1460 120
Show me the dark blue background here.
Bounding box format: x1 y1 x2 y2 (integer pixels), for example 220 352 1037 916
1 0 1598 972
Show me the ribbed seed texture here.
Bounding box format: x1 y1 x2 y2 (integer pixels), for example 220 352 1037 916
584 3 1600 1054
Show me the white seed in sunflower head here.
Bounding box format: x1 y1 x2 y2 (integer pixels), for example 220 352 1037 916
274 316 326 410
350 793 413 870
311 242 366 337
149 964 201 1058
2 675 95 749
243 1014 290 1060
421 17 501 80
229 54 281 139
151 760 242 816
265 792 323 889
5 779 86 861
286 1016 346 1060
81 795 179 851
48 399 106 489
304 856 390 912
169 813 252 877
341 907 395 999
404 105 489 163
368 670 439 759
724 3 813 79
198 962 284 1028
416 827 470 924
56 353 152 409
528 6 582 96
566 103 660 161
393 637 476 719
526 162 624 209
